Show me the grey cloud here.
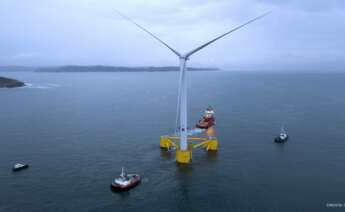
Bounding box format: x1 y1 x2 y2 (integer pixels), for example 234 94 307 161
0 0 344 71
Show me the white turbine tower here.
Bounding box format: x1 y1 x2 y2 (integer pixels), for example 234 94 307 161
116 11 269 163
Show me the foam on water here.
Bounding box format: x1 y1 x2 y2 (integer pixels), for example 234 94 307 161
24 83 61 89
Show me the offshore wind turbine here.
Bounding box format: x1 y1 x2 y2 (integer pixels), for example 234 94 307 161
116 11 269 163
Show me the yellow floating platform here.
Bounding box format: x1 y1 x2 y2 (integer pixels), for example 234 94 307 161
160 135 218 164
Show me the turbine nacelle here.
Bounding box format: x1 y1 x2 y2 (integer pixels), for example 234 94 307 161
180 55 190 60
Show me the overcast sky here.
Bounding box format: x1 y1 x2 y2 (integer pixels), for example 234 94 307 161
1 0 344 70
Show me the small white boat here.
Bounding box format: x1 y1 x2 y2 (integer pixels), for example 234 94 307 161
12 163 29 172
110 167 141 192
274 127 289 143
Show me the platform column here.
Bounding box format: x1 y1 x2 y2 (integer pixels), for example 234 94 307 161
160 136 174 149
206 139 218 151
176 148 192 164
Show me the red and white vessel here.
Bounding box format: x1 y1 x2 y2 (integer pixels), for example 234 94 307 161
196 106 216 129
111 168 141 192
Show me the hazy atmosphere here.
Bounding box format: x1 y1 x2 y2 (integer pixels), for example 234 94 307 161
1 0 344 70
2 1 345 211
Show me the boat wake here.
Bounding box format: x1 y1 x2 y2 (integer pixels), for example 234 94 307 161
24 83 60 89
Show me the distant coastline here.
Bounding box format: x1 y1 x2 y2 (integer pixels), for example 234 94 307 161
0 65 220 73
34 66 220 72
0 66 36 72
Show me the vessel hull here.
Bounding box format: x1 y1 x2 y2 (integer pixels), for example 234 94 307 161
110 176 141 192
274 136 289 143
12 164 29 172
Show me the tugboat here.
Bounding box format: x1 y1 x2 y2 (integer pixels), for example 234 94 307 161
274 127 289 143
111 167 141 192
196 106 216 129
12 163 29 172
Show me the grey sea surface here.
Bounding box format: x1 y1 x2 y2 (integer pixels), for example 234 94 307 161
1 71 345 212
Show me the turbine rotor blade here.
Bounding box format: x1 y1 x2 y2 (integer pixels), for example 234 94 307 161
184 12 270 58
115 10 181 57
